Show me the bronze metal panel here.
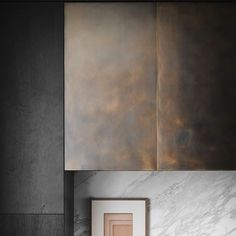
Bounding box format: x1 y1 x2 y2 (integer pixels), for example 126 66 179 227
65 3 157 170
157 3 236 169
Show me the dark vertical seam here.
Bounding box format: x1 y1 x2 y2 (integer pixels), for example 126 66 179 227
63 2 66 236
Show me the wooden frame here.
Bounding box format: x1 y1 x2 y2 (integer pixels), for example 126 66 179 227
91 198 148 236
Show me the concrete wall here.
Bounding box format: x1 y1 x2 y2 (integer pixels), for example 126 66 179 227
0 3 64 235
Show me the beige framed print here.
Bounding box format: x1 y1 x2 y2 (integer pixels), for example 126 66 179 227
91 198 147 236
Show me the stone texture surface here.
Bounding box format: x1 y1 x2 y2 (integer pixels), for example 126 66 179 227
74 171 236 236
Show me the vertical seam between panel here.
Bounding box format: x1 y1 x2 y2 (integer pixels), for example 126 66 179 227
156 2 160 170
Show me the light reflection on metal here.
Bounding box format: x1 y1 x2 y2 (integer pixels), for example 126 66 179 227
65 3 157 170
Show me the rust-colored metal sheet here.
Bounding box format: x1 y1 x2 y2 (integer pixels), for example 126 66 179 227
157 3 236 169
65 3 157 170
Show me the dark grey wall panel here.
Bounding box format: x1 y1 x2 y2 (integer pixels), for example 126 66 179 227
0 215 64 236
65 172 74 236
0 3 64 213
157 3 236 169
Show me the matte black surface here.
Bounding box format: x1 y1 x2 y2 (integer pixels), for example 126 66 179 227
65 172 74 236
0 214 64 236
0 2 64 213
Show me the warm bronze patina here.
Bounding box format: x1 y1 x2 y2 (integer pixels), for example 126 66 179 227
65 3 236 170
157 3 236 169
65 3 157 170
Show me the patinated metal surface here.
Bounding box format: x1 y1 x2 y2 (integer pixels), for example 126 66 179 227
65 3 236 170
65 3 157 170
157 3 236 169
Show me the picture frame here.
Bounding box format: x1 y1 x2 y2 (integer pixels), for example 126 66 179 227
91 198 147 236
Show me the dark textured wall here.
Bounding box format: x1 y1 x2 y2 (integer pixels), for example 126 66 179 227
0 2 63 214
0 215 64 236
157 3 236 169
0 2 64 235
65 172 74 236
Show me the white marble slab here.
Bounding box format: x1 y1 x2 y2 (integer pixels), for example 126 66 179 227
74 171 236 236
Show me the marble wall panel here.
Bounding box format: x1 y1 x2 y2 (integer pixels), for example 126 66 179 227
74 171 236 236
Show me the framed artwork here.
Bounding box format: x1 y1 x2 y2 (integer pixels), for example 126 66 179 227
91 198 147 236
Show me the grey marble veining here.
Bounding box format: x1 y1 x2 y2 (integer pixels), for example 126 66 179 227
74 171 236 236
